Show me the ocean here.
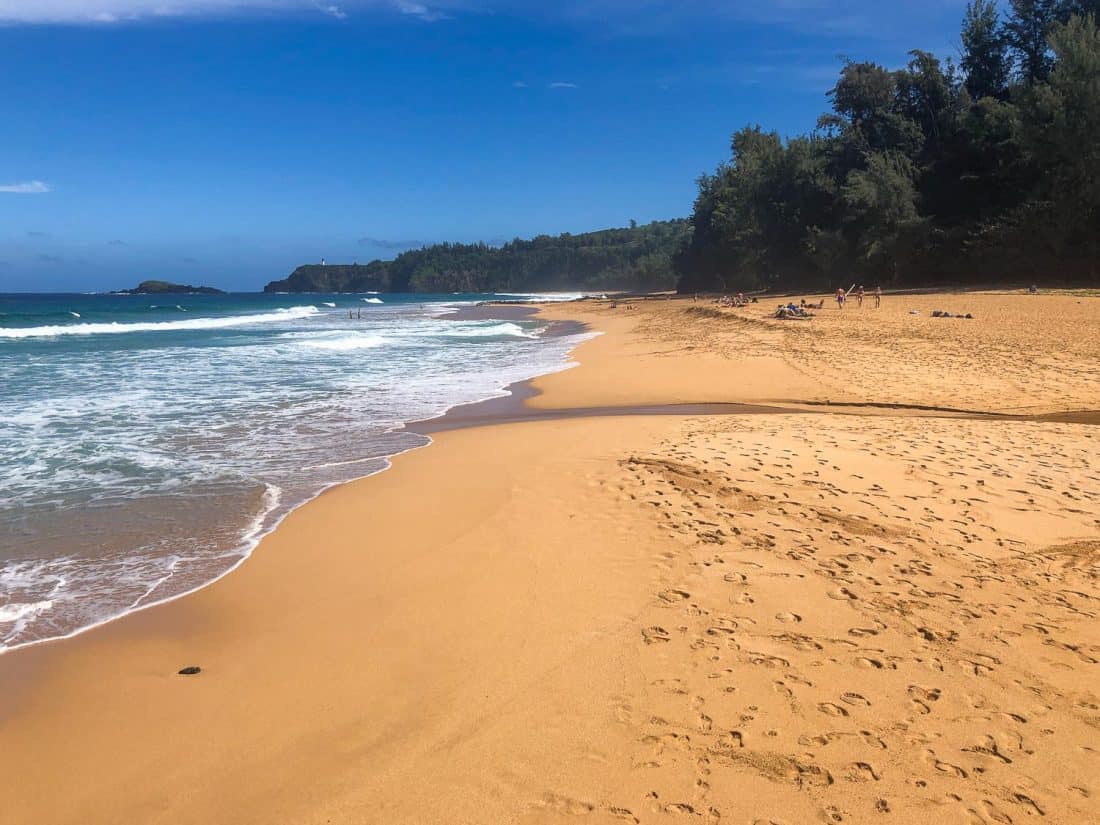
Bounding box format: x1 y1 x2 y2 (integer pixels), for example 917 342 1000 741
0 291 591 653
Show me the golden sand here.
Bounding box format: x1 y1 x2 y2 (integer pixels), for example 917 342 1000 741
533 291 1100 414
1 290 1097 825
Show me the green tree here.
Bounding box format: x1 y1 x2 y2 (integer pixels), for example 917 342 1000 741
828 62 920 153
894 50 957 152
671 0 1099 293
962 0 1011 98
841 151 927 277
1005 0 1062 81
1059 1 1100 20
1020 14 1100 269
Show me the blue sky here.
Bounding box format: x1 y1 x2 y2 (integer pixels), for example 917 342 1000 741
0 1 969 291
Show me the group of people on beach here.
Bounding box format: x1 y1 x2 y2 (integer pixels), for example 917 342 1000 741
835 285 882 309
715 292 757 308
775 302 813 319
695 285 885 316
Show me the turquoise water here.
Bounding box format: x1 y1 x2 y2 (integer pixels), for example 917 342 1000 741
0 291 589 652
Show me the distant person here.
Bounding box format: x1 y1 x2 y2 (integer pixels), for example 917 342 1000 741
856 285 865 307
874 285 882 308
836 288 846 309
1029 284 1038 294
357 308 362 319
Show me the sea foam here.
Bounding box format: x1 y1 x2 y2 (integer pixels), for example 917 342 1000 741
298 334 389 351
0 306 319 339
0 292 593 654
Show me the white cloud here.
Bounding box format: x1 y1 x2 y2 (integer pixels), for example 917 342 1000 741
548 81 577 89
512 80 528 88
0 180 51 194
390 0 446 21
0 0 447 24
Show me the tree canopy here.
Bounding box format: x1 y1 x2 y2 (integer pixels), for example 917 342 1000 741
266 220 688 294
676 4 1100 293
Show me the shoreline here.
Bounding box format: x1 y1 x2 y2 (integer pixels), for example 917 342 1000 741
2 290 1098 824
0 303 591 658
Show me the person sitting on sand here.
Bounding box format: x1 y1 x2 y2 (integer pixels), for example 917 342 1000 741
776 303 812 320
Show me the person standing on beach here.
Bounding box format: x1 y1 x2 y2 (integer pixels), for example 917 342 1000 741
874 286 882 308
856 285 865 307
836 288 846 309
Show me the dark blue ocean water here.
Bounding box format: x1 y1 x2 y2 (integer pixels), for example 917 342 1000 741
0 291 589 652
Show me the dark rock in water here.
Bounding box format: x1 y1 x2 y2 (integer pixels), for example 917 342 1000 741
178 666 202 675
117 280 225 295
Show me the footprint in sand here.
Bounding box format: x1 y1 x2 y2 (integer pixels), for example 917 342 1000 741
963 735 1016 764
658 589 690 604
854 656 887 670
1011 792 1045 816
925 751 968 778
663 802 697 815
642 626 671 644
536 792 595 815
718 730 744 749
848 626 880 638
818 702 850 717
907 685 941 704
974 800 1013 824
846 762 881 782
860 730 888 750
607 807 639 823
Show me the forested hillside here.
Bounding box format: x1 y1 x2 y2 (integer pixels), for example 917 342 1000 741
265 220 688 293
676 2 1100 293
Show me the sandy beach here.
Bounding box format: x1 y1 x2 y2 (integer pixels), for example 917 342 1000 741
2 290 1098 825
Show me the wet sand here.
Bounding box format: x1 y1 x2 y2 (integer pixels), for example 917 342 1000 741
1 290 1098 825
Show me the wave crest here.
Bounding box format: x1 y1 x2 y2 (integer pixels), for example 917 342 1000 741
0 306 320 340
